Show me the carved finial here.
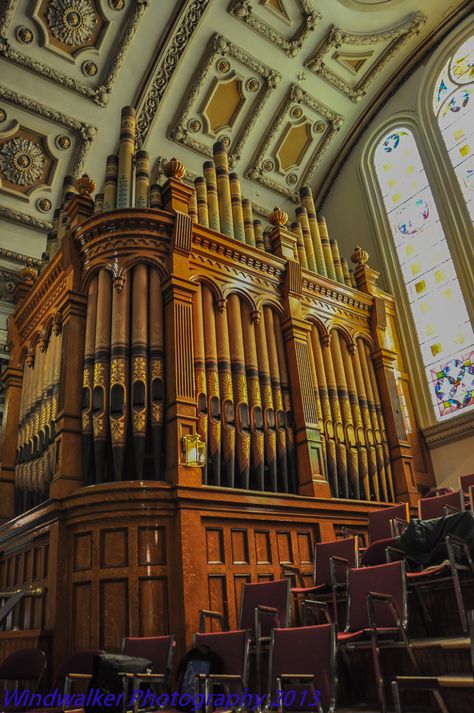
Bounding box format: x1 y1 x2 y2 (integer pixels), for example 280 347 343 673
217 297 227 313
163 157 186 180
113 273 126 293
52 311 62 336
19 257 38 283
351 245 369 266
269 206 288 227
75 173 96 196
38 335 47 353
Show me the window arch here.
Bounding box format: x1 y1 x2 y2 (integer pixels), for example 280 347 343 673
432 35 474 223
373 126 474 422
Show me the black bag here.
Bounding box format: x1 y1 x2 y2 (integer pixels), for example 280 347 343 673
85 653 153 713
176 645 223 712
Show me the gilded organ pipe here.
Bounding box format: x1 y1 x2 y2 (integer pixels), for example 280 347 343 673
255 311 277 492
318 217 336 281
82 276 98 483
135 150 150 208
109 275 130 480
242 199 256 247
202 286 222 485
131 265 149 479
299 187 326 277
103 155 118 211
291 222 308 269
228 295 251 488
195 177 209 228
241 302 264 491
273 317 296 493
203 161 220 232
296 207 316 273
193 284 208 484
214 142 234 238
215 301 234 488
341 342 370 500
149 269 164 481
264 307 288 493
117 106 136 209
254 220 265 250
93 270 112 482
229 173 245 243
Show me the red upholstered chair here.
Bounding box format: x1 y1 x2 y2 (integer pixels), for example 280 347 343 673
199 578 290 694
419 490 464 519
122 635 175 712
0 648 47 699
193 629 249 708
267 624 336 713
282 537 359 626
460 472 474 496
368 503 410 542
302 561 418 713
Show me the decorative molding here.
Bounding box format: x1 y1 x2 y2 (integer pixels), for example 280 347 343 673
228 0 320 57
0 83 96 179
423 411 474 449
0 0 149 106
0 267 17 302
306 14 426 102
135 0 213 148
246 84 343 201
0 247 42 266
0 205 52 231
169 33 281 167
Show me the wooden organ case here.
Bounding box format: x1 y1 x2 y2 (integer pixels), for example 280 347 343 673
0 106 433 670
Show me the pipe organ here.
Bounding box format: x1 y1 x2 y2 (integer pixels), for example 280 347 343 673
0 104 431 516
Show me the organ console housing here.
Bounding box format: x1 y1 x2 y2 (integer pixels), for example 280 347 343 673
0 106 433 671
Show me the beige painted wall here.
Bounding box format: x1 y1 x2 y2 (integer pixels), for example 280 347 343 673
430 436 474 490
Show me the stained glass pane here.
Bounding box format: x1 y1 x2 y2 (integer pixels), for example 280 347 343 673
436 36 474 223
374 127 474 421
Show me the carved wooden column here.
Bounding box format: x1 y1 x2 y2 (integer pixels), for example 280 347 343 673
50 178 93 498
270 209 330 499
352 247 419 505
161 161 200 486
0 267 37 521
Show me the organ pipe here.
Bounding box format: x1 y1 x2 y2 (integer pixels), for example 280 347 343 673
202 286 222 485
215 302 234 488
330 239 345 284
109 276 130 480
93 270 112 482
228 295 250 488
310 330 338 497
265 307 288 493
195 177 209 228
214 142 234 238
296 208 317 273
150 183 161 209
131 265 149 479
254 220 265 250
229 173 245 243
318 217 336 281
341 258 352 287
291 222 308 269
188 190 198 222
83 276 98 483
341 342 370 500
135 150 150 208
273 318 296 493
255 311 277 492
203 161 220 232
330 332 359 499
103 155 118 211
356 340 383 501
149 269 164 481
299 187 327 277
117 106 136 209
241 302 264 491
242 199 256 247
193 284 208 484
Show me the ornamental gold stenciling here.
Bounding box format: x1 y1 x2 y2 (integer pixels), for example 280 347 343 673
111 357 125 385
235 373 248 401
46 0 97 46
132 410 146 432
152 402 163 424
132 356 147 381
93 361 106 386
0 137 46 185
151 359 163 380
110 419 125 440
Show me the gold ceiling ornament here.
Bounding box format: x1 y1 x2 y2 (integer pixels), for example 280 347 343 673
351 245 369 266
16 26 34 44
46 0 97 46
75 173 96 195
163 157 186 180
0 137 46 186
269 206 289 226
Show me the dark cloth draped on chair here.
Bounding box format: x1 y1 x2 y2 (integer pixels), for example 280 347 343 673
394 511 474 567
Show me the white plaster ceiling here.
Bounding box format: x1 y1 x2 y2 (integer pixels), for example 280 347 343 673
0 0 470 259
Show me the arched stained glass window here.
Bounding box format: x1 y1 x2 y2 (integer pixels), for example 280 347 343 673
374 127 474 421
433 35 474 222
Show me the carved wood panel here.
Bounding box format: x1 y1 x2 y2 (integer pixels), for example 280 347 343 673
203 518 319 630
68 521 171 652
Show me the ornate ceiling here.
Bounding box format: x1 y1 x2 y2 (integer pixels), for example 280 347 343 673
0 0 470 259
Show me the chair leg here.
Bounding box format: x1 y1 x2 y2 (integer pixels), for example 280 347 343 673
391 680 402 713
370 631 386 713
451 566 468 635
411 585 432 635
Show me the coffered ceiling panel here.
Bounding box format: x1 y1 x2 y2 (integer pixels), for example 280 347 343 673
246 83 343 200
0 0 470 254
169 33 281 167
228 0 321 57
